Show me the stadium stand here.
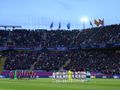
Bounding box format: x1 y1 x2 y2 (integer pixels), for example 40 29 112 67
0 24 120 75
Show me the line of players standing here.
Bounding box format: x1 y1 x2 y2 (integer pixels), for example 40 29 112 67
52 71 91 81
9 70 37 79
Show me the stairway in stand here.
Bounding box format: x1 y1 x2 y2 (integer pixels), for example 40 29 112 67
59 59 71 71
0 57 6 74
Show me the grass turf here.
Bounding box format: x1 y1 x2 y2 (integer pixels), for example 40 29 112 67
0 78 120 90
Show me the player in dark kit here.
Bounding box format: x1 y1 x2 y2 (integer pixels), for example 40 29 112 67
9 71 14 79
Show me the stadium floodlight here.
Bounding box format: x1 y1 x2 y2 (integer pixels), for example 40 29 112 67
80 17 89 29
80 17 88 23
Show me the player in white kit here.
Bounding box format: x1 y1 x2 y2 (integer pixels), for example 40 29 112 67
52 72 56 80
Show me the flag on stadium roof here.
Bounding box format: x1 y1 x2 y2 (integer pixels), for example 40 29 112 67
90 21 93 27
67 23 70 29
58 22 61 29
50 22 53 29
94 19 100 26
99 19 104 26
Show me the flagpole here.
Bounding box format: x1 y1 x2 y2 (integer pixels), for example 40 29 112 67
80 17 88 30
83 22 85 30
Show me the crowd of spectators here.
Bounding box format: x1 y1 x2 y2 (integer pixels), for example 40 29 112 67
63 50 120 75
0 24 120 48
2 49 120 75
0 24 120 75
3 51 68 71
3 51 39 70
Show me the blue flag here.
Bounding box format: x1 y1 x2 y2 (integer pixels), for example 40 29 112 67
58 22 61 29
67 23 70 29
50 22 53 29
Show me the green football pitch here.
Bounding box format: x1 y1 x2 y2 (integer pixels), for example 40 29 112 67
0 78 120 90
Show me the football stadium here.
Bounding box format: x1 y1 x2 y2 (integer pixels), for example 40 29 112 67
0 0 120 90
